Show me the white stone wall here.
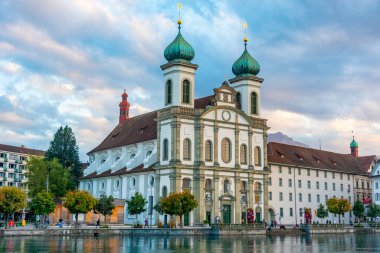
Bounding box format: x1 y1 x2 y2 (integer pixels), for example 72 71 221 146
268 164 355 225
371 162 380 205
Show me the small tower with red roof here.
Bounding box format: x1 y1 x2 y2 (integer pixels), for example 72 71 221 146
119 89 130 124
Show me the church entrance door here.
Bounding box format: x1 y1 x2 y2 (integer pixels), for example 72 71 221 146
223 205 231 224
184 213 190 226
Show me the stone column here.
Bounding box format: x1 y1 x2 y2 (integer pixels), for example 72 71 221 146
195 121 205 166
263 128 269 170
156 123 161 165
235 127 240 168
213 126 219 166
248 130 254 169
154 173 161 222
263 174 269 221
213 173 220 219
235 172 241 223
193 171 205 224
248 173 254 208
170 119 181 164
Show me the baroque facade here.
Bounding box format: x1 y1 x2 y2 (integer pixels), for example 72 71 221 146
80 18 269 225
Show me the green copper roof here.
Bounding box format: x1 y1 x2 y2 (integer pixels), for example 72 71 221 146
164 28 195 62
232 46 260 77
350 139 358 148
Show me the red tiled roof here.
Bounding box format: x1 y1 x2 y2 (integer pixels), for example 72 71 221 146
0 143 45 156
357 155 377 175
80 163 155 180
89 111 158 154
194 95 214 109
267 142 363 174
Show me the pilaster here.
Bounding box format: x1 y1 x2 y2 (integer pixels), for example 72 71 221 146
193 171 205 224
263 128 269 170
154 173 161 222
195 121 205 166
235 172 241 223
170 119 181 164
213 173 220 219
234 127 240 168
248 173 254 208
248 130 254 169
213 125 219 166
263 174 269 221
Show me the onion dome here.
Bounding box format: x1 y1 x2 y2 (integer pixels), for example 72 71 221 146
232 38 260 77
164 21 195 62
350 138 358 148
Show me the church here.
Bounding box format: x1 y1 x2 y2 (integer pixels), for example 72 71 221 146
79 16 270 226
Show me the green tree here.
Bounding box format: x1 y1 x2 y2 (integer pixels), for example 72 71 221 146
326 197 352 224
63 190 97 225
153 199 165 215
125 192 147 225
316 204 329 221
159 191 198 228
30 191 56 225
45 125 82 187
27 156 70 198
367 204 380 219
95 194 115 225
352 201 365 223
0 187 27 229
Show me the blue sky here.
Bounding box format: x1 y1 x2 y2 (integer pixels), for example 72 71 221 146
0 0 379 161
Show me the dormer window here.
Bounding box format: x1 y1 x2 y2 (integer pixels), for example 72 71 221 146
130 154 136 159
146 150 152 158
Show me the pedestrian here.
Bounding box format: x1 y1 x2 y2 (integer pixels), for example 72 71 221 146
58 218 63 228
96 218 100 228
274 219 277 228
144 218 149 228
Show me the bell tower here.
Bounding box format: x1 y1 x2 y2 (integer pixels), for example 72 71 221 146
160 3 198 108
119 89 130 124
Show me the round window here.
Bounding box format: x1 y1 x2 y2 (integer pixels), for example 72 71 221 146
130 177 136 188
114 179 120 190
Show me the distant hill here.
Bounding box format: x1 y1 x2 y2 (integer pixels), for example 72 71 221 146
268 132 309 148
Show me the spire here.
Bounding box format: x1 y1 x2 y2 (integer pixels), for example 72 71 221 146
163 3 195 63
119 89 130 124
232 22 260 77
350 131 359 158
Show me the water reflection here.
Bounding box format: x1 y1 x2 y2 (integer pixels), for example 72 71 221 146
1 233 380 253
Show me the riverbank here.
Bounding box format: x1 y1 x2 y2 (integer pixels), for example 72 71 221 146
1 225 380 237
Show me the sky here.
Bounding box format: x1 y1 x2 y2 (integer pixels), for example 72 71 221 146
0 0 379 161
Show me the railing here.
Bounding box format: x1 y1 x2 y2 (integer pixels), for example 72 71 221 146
211 223 265 230
311 223 345 229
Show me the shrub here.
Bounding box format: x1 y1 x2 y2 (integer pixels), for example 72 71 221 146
169 219 176 228
157 220 164 228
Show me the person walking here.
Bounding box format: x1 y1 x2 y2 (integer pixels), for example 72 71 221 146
144 218 149 228
274 219 277 228
96 218 100 228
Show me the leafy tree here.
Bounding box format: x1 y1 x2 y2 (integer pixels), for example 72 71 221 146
30 191 56 225
367 204 380 219
353 201 365 223
0 187 27 229
126 192 147 225
27 156 70 198
326 197 352 224
316 204 328 221
95 194 115 225
153 199 165 215
45 125 82 187
63 190 97 225
159 191 198 228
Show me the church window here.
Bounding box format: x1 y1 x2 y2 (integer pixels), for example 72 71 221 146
162 186 168 197
205 140 213 161
205 179 212 189
183 138 191 160
224 179 230 194
254 146 261 166
100 181 105 191
163 139 169 161
166 80 172 104
251 92 258 115
240 144 247 164
183 178 191 189
149 175 155 187
86 182 91 191
114 179 120 190
241 181 247 191
182 80 190 104
236 92 241 109
221 138 232 163
130 177 136 188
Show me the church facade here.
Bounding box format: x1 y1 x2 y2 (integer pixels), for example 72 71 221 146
79 18 270 225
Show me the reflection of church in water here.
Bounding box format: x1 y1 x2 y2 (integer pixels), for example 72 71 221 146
79 13 270 225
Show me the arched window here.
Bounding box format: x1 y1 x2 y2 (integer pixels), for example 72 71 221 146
163 138 169 161
221 138 231 163
182 80 190 104
224 179 230 194
251 92 258 115
254 182 262 192
205 179 213 189
162 186 168 197
236 92 241 109
205 140 213 162
241 181 247 191
183 178 191 189
183 138 191 160
166 80 172 104
254 146 261 166
240 144 247 164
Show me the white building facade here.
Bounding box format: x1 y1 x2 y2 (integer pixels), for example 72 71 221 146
371 161 380 205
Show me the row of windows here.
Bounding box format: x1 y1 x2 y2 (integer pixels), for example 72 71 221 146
271 192 351 204
272 178 350 192
356 180 371 190
165 79 191 105
277 166 351 180
162 138 262 166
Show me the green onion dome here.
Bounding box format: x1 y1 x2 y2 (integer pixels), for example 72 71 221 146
232 43 260 77
350 139 358 148
164 23 195 62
